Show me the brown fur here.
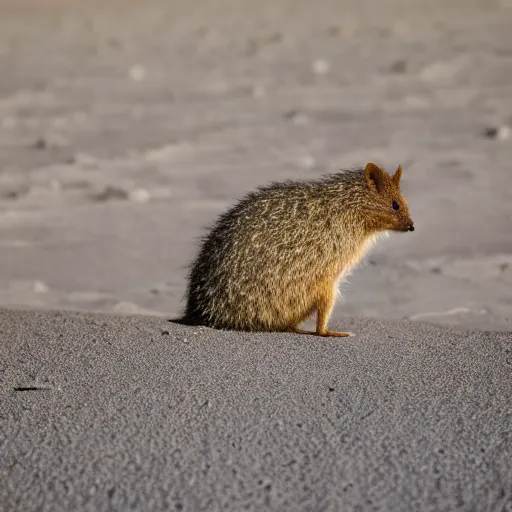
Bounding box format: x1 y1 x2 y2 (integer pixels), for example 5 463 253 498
178 163 414 337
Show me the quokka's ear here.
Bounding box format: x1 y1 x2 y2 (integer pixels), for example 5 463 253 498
392 164 403 186
364 162 386 193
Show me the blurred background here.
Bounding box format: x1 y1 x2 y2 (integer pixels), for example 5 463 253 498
0 0 511 331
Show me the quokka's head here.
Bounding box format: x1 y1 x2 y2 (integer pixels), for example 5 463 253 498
363 162 415 233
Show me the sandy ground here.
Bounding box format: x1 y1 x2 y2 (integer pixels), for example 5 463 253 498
0 0 511 330
1 1 512 510
1 309 512 511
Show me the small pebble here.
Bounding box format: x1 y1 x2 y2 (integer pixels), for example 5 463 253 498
483 125 511 140
252 85 266 98
284 110 308 126
33 280 49 293
8 280 49 293
300 156 316 168
32 133 70 150
389 60 407 73
33 137 47 150
313 59 330 75
49 180 62 191
128 188 150 203
94 185 129 202
129 65 146 81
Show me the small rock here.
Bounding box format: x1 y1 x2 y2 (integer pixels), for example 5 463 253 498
33 137 47 150
327 26 341 37
129 65 146 81
107 37 121 48
128 188 150 203
49 180 62 192
183 338 189 343
32 133 69 150
33 280 49 293
258 476 273 489
300 156 316 168
252 85 266 98
9 280 49 293
313 59 330 75
419 56 469 83
0 185 30 200
94 185 129 202
284 110 308 126
389 59 407 73
483 125 510 140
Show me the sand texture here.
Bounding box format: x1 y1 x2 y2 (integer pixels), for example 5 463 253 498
1 308 512 511
1 0 512 510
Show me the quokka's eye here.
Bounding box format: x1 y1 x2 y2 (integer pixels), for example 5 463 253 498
392 200 400 211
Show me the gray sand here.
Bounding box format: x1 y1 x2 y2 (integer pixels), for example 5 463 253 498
1 0 512 510
1 308 511 511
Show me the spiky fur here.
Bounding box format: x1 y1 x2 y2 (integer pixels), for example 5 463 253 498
179 164 413 334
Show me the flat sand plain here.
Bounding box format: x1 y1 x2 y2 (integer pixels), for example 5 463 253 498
0 0 511 330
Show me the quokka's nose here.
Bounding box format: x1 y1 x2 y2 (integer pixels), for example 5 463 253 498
408 224 415 232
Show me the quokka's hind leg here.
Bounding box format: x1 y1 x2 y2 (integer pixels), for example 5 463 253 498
288 280 353 337
315 280 352 337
